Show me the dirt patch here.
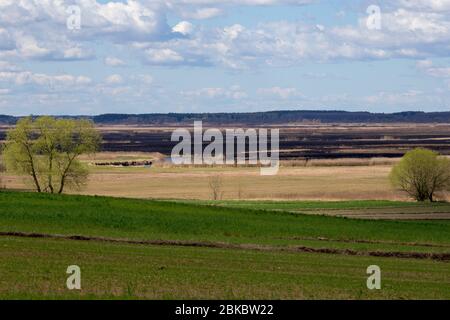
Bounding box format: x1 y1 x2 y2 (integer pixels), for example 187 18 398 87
288 208 450 220
277 236 450 248
1 231 449 262
336 213 450 220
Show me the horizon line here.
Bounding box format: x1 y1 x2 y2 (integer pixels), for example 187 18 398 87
1 109 450 118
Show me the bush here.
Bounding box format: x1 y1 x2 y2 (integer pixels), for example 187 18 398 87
390 148 450 202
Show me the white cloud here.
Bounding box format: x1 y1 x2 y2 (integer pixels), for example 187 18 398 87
167 0 315 19
417 60 450 77
11 32 94 61
135 74 154 85
96 86 132 96
0 60 20 71
0 70 92 87
196 7 450 67
182 86 247 100
180 7 222 19
62 47 93 60
15 34 51 59
396 0 450 12
258 87 302 99
1 0 450 115
105 74 123 85
2 0 450 68
0 0 170 61
172 21 194 35
364 90 425 106
104 56 126 67
170 0 312 4
92 0 168 39
145 48 184 64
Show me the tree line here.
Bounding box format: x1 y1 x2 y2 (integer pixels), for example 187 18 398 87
3 111 450 126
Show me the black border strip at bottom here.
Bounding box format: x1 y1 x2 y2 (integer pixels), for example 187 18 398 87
0 300 447 318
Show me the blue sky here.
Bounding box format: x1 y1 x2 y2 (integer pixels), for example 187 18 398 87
0 0 450 115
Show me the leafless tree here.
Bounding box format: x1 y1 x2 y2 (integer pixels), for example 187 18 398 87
237 182 243 200
209 175 223 200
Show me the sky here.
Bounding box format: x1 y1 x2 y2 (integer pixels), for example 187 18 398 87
0 0 450 116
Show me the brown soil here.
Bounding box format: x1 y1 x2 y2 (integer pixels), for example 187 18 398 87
1 231 448 262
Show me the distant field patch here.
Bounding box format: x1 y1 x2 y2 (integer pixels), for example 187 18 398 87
188 199 450 220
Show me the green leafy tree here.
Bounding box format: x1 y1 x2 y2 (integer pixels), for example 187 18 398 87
390 148 450 202
3 116 101 194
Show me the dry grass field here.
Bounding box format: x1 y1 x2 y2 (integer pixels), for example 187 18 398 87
1 153 412 201
84 165 401 201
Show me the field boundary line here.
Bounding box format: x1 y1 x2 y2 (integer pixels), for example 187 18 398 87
1 231 449 262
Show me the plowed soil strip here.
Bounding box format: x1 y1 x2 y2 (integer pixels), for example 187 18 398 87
277 236 450 248
1 231 449 262
292 211 450 220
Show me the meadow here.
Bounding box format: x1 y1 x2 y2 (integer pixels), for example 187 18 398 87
1 161 409 201
0 191 449 299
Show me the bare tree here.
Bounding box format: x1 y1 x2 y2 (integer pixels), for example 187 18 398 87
209 175 223 200
237 182 243 200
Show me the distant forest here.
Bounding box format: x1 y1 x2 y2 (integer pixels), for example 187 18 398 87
1 110 450 125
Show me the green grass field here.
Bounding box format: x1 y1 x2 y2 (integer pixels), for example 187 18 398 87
0 191 449 299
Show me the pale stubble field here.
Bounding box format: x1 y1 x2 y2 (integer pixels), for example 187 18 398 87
2 160 407 201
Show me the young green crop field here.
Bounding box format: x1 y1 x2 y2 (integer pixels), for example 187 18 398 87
0 191 449 299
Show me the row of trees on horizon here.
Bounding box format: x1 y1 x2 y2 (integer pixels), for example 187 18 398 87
2 111 450 126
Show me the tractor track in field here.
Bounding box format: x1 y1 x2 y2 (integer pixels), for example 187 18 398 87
1 231 449 262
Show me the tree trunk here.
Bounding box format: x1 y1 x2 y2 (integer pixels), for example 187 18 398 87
57 154 76 194
58 178 65 194
25 144 41 193
31 170 41 193
48 153 54 193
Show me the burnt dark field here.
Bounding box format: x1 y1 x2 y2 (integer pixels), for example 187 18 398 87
91 124 450 160
3 123 450 160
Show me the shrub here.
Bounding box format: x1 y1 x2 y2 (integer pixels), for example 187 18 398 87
390 148 450 202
